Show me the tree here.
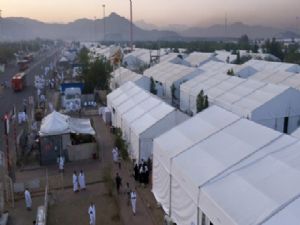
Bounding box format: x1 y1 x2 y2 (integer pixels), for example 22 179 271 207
227 69 235 76
82 57 112 93
150 77 157 95
238 34 250 50
235 51 241 64
263 38 284 61
78 47 90 74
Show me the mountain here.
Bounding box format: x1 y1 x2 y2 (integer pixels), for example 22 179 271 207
0 13 181 41
180 22 300 39
135 20 159 30
1 14 298 41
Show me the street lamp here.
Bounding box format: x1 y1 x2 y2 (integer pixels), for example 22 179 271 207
102 4 106 42
129 0 133 51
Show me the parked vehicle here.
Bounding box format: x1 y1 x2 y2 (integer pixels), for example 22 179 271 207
11 72 27 92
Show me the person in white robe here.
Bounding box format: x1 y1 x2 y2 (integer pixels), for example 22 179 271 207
24 188 32 210
130 189 137 215
58 156 64 172
88 202 96 225
112 147 119 163
79 170 86 190
73 171 79 192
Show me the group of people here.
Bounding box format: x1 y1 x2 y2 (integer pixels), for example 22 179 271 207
73 170 86 192
134 158 151 186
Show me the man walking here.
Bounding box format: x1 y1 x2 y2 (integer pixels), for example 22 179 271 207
88 202 96 225
130 188 137 216
24 188 32 211
115 173 122 194
73 171 79 193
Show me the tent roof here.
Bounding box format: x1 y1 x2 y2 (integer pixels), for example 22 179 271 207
181 71 299 117
291 127 300 139
236 59 300 77
200 60 236 73
130 102 174 135
153 106 240 172
184 52 214 67
122 96 162 125
40 111 70 136
202 135 300 225
112 67 142 86
107 81 142 108
154 105 300 225
39 111 95 136
144 62 195 84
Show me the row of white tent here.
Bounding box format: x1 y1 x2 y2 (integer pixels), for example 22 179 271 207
109 59 300 135
180 69 300 134
152 105 300 225
107 81 188 161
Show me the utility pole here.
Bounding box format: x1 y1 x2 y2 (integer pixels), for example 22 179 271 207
3 114 10 178
0 10 2 39
102 4 106 42
94 16 96 42
129 0 133 51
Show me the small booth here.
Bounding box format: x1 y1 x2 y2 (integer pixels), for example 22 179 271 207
39 111 96 165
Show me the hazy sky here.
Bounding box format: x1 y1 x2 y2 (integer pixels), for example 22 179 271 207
2 0 300 27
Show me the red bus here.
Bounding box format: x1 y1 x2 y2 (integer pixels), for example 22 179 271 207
11 72 27 92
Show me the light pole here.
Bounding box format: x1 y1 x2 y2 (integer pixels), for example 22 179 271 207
129 0 133 51
102 4 106 42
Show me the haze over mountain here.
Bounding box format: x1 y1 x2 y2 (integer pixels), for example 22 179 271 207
0 12 299 41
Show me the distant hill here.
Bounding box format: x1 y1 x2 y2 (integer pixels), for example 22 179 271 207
0 13 180 41
1 14 299 41
180 22 300 39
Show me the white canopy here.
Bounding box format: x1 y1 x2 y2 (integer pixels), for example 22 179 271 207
39 111 70 136
39 111 95 136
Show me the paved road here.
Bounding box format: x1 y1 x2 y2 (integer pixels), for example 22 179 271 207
0 47 62 150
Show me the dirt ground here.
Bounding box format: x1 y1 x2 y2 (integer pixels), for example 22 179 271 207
7 116 164 225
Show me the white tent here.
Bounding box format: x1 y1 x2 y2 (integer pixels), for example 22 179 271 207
110 67 150 91
39 111 70 136
199 135 300 225
110 67 142 89
107 82 143 127
144 62 196 102
180 72 300 134
291 126 300 139
108 81 188 161
121 96 161 141
235 59 300 79
39 111 95 136
153 105 300 225
152 106 240 214
184 52 215 67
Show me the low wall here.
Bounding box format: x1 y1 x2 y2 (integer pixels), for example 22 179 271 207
67 142 97 161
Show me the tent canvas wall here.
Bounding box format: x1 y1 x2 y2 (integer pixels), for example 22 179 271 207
153 105 300 225
128 104 188 161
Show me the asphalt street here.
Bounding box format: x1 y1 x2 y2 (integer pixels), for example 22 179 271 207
0 47 62 151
